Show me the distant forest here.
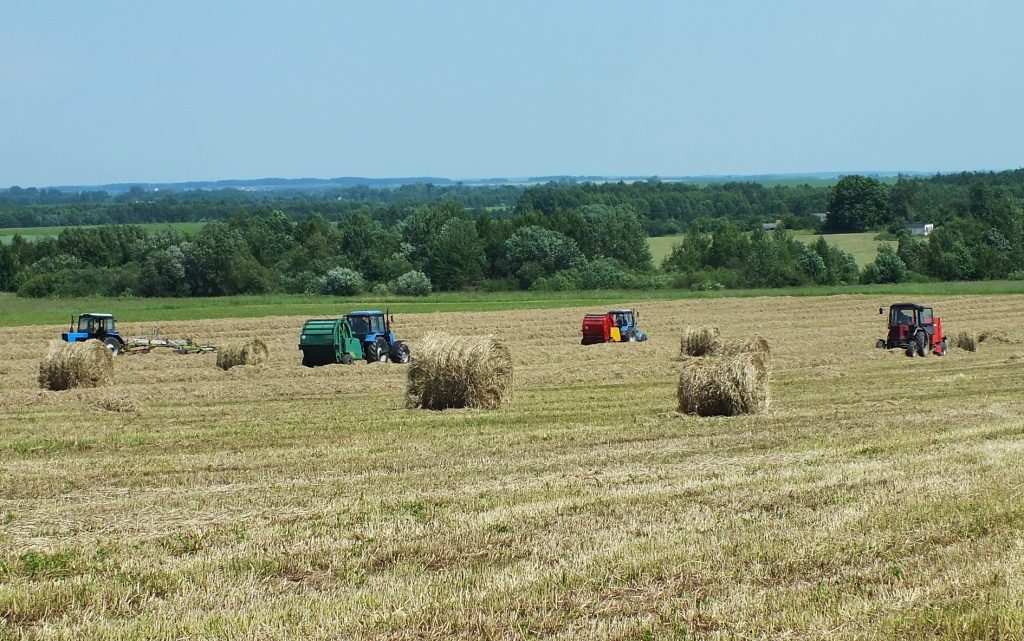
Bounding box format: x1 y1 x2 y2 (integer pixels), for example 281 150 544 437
1 169 1022 297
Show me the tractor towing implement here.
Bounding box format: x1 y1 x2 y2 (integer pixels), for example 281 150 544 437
581 309 647 345
62 313 125 355
876 302 947 357
299 310 411 366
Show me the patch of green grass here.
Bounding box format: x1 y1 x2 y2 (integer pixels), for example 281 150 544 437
3 279 1024 327
0 222 207 244
648 234 685 265
790 229 897 266
648 230 897 267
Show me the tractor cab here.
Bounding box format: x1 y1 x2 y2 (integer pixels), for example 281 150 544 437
609 308 647 342
62 313 125 355
343 310 411 364
877 302 945 357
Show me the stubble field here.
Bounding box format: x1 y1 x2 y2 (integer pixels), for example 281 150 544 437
1 294 1023 639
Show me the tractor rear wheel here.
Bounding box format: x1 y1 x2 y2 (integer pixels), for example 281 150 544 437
103 337 122 356
914 331 928 357
389 342 410 364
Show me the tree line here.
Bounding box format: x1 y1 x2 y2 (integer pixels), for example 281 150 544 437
1 169 1021 297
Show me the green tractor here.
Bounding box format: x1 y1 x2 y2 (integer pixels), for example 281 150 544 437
298 318 365 366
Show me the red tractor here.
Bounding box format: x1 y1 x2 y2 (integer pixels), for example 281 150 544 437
876 303 947 357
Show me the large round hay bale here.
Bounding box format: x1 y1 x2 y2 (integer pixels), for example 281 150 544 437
680 326 722 357
38 340 114 391
405 333 513 410
677 352 769 417
216 338 269 370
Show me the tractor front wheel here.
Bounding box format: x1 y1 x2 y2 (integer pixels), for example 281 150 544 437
373 338 389 363
906 343 916 358
875 339 885 349
341 353 354 365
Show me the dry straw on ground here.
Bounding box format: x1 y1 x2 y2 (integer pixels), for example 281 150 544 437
677 351 770 416
405 332 513 410
954 332 977 352
37 339 114 391
216 338 269 370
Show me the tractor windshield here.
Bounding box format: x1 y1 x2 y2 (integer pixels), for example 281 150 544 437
891 308 915 326
920 308 933 325
346 316 370 335
78 316 114 333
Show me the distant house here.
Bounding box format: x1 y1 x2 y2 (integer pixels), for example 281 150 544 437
762 219 783 231
811 212 828 222
907 222 934 236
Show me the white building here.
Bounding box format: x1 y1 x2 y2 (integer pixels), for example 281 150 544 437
907 222 934 236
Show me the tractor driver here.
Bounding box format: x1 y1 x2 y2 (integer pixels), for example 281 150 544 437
895 308 913 326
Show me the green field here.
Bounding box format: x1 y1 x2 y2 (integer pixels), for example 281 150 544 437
649 231 897 266
4 280 1024 327
0 222 207 244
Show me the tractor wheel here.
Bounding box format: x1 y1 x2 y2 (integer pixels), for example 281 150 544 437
914 332 928 357
341 353 354 365
302 354 313 367
374 338 389 363
389 342 411 364
875 339 885 349
906 343 916 358
103 337 122 356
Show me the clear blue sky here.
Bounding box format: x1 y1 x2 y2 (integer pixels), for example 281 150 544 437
2 1 1022 186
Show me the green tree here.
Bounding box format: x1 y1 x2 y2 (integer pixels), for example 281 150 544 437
870 245 907 283
826 175 890 232
424 218 485 290
0 243 17 290
321 267 365 296
392 270 432 296
504 226 584 276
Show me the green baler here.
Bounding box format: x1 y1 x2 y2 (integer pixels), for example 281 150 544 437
299 318 363 366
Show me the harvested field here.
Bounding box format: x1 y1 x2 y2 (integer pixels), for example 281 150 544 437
2 294 1024 639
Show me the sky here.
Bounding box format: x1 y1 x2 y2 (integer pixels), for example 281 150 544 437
1 1 1022 186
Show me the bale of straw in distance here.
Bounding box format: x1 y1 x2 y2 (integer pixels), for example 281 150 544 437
680 326 722 357
216 338 269 370
954 332 976 352
38 339 114 391
729 334 772 367
405 332 513 410
677 352 769 417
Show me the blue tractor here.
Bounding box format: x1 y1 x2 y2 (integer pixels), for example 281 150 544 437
343 310 411 363
62 313 125 355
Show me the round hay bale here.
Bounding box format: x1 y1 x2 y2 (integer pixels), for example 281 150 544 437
216 338 269 370
405 332 513 410
680 326 722 357
677 352 769 417
728 334 772 367
954 332 976 352
38 340 114 391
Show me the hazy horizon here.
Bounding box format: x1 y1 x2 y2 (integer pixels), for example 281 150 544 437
2 1 1022 186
